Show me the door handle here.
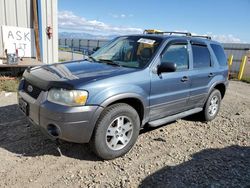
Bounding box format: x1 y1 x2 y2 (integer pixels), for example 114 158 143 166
208 73 215 78
181 76 189 82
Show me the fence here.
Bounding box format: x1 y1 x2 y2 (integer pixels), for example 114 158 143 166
59 38 108 55
222 43 250 78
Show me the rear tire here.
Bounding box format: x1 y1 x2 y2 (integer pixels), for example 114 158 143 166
90 103 140 160
202 89 221 121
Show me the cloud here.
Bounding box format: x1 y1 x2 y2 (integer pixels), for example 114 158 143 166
110 14 119 18
110 13 134 19
191 31 241 43
209 34 241 43
58 11 142 35
175 30 242 43
58 13 242 43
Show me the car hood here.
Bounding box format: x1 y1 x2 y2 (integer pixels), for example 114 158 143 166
23 60 137 90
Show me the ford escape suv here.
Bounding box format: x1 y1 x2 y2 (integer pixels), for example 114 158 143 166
18 30 228 159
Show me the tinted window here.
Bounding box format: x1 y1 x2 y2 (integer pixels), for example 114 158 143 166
162 44 189 70
211 44 227 66
192 45 211 68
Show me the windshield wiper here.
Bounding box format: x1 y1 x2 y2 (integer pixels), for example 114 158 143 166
98 59 121 67
86 56 97 62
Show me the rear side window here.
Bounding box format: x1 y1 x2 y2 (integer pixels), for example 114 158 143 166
210 44 227 66
192 44 211 68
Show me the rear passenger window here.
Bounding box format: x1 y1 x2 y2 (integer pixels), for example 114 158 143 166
162 44 189 70
210 44 227 66
192 44 211 68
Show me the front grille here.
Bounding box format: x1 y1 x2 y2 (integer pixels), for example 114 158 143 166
23 80 43 99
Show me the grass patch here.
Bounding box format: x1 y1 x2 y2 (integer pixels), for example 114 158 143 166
0 77 19 92
59 58 66 62
59 47 72 52
242 77 250 84
59 47 70 51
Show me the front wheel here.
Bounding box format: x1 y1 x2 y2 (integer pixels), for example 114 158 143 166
90 103 140 160
202 89 222 121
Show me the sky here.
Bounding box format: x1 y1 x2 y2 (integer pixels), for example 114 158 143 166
58 0 250 43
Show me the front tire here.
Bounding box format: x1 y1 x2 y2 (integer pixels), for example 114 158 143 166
202 89 221 121
90 103 140 160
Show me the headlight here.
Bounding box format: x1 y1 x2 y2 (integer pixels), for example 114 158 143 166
47 88 88 106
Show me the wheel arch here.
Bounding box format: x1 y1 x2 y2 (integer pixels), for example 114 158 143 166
214 83 226 99
100 93 149 126
207 81 227 99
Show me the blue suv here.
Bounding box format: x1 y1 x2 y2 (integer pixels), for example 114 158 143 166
18 31 228 159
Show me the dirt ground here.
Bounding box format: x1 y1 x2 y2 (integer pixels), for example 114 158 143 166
0 81 249 188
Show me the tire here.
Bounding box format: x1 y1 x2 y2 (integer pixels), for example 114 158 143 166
90 103 140 160
202 89 222 121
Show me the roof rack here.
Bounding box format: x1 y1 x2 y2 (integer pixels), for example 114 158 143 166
162 31 192 36
191 35 212 40
143 29 211 40
144 29 191 36
143 29 164 34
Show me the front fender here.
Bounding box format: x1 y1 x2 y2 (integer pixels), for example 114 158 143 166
87 85 150 123
88 85 149 107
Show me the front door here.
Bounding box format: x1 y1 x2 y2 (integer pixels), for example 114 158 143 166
149 40 191 121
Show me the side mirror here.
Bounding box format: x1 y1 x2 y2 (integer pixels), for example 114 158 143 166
157 62 177 74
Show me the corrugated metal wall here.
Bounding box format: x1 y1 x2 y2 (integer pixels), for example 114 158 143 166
0 0 33 57
0 0 58 63
223 43 250 72
38 0 58 64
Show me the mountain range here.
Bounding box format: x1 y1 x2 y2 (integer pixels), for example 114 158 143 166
59 32 118 40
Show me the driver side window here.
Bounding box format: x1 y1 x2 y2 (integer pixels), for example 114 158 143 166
162 43 189 71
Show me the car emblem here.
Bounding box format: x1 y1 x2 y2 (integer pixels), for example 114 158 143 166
27 85 33 93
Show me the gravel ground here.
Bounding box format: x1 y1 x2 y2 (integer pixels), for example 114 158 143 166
58 51 86 61
0 81 249 188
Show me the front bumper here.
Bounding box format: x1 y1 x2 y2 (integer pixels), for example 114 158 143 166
18 90 103 143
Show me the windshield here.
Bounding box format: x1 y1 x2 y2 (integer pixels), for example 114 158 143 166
91 36 163 68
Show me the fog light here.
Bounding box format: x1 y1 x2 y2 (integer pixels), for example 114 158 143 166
47 124 59 137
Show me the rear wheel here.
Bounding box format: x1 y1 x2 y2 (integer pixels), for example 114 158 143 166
90 103 140 160
202 89 221 121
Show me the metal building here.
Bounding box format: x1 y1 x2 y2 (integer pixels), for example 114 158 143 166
222 43 250 72
0 0 58 65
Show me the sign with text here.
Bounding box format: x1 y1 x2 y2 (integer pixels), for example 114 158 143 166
2 26 36 57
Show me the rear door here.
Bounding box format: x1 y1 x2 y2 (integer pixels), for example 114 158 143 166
188 41 216 108
149 39 191 120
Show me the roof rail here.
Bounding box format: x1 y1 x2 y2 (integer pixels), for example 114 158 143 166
162 31 192 36
192 35 212 40
143 29 211 40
